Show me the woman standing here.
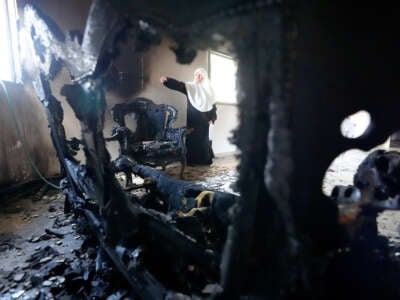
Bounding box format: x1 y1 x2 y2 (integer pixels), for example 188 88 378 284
160 68 217 165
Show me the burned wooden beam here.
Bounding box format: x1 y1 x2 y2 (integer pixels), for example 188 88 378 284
114 156 237 227
82 208 167 300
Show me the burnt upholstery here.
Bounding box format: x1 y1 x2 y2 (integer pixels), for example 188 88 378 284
106 98 187 184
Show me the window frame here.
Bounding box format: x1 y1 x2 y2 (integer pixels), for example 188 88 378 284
0 0 21 83
208 50 238 106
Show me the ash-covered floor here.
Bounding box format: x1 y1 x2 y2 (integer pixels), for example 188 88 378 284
0 190 83 299
1 149 400 298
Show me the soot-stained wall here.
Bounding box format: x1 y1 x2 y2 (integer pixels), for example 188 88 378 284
137 37 208 128
135 38 239 155
0 0 239 187
0 81 59 187
0 0 92 188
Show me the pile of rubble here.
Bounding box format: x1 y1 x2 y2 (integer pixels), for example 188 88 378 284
0 192 133 299
0 159 240 299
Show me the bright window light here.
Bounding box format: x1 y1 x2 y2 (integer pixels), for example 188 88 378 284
340 110 371 139
209 51 237 104
0 0 20 82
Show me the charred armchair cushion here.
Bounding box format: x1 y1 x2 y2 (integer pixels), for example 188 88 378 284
107 98 187 169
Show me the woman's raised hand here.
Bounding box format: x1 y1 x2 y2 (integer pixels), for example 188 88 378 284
160 76 167 83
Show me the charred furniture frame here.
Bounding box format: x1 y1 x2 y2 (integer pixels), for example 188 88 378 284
24 0 400 299
106 97 188 182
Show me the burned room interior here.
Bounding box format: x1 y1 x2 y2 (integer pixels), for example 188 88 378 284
0 0 399 299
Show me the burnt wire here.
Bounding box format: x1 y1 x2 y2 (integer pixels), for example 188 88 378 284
0 80 61 189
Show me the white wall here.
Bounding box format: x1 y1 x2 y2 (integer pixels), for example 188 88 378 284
212 104 238 155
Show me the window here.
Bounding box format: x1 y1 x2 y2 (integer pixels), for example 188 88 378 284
209 50 237 104
0 0 20 82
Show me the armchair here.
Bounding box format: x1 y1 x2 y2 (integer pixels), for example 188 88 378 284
106 98 188 185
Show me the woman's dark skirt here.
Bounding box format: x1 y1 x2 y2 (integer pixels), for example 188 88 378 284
186 104 213 165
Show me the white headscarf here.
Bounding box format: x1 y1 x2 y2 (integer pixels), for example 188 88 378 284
184 68 216 112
